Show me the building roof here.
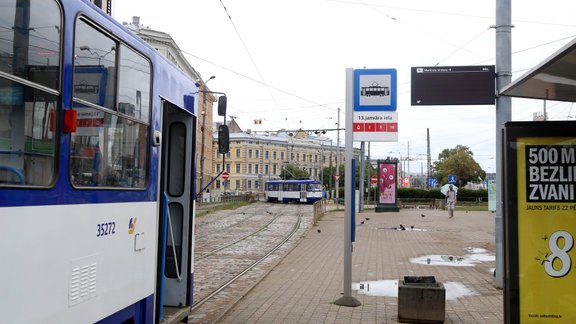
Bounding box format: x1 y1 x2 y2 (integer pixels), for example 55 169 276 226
122 16 202 82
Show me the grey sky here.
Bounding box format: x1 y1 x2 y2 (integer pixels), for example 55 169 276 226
114 0 576 173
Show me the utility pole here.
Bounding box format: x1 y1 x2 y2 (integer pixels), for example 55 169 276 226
335 107 341 202
367 142 371 206
407 141 410 184
426 128 431 189
494 0 512 289
199 75 215 201
359 141 365 212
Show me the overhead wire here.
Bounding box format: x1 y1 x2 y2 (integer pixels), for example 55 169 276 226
185 1 573 134
217 0 288 127
180 48 339 113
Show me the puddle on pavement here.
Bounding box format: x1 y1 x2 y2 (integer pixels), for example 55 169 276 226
410 247 495 267
353 280 476 300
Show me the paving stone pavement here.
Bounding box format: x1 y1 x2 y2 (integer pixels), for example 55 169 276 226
218 208 503 323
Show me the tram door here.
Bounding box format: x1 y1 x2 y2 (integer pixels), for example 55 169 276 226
300 184 307 203
158 100 196 309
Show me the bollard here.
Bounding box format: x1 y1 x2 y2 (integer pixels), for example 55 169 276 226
398 276 445 323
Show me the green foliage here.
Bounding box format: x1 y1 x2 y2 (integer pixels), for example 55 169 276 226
280 163 309 179
397 188 488 200
432 145 486 186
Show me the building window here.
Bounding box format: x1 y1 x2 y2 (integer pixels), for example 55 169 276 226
255 150 259 159
265 164 269 175
236 148 241 158
216 164 221 173
255 164 259 174
248 164 252 174
235 180 240 189
273 164 277 175
273 151 277 160
226 164 231 172
235 163 240 173
280 152 284 160
247 180 252 189
265 150 269 160
248 149 252 158
216 180 221 189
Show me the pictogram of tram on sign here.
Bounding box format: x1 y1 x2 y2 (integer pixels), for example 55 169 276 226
360 82 390 97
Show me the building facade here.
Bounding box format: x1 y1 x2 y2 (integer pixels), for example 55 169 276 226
122 17 216 193
211 119 343 194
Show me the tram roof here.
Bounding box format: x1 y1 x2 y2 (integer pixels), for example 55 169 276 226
501 37 576 102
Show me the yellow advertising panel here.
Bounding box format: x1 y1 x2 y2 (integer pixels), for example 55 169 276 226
517 137 576 322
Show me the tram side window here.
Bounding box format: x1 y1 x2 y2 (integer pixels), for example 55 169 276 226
73 20 116 110
0 0 61 187
70 19 150 189
283 183 299 192
118 44 151 122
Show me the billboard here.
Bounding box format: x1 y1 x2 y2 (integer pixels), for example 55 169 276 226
411 65 495 106
504 121 576 323
376 160 399 212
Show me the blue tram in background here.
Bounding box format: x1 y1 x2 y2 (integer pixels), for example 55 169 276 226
265 179 324 204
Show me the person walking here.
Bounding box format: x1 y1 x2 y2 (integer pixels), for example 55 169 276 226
446 184 457 218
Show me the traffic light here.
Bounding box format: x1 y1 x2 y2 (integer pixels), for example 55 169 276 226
217 95 227 116
218 125 229 154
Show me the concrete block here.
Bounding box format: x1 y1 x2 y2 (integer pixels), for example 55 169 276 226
398 276 445 323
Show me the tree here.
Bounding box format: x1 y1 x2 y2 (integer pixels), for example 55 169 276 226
432 145 486 187
280 163 309 180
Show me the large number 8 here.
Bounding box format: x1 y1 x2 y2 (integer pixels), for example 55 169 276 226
545 231 574 277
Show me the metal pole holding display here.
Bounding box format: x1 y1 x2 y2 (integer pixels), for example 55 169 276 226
334 68 361 307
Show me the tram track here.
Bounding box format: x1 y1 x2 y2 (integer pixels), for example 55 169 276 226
189 204 309 323
195 203 274 243
196 213 280 260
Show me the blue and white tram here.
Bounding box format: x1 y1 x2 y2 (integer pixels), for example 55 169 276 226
265 179 324 204
0 1 200 323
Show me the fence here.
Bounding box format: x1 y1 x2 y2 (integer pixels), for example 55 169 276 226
397 197 488 210
312 199 328 226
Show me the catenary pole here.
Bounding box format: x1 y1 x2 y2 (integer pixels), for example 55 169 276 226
494 0 512 288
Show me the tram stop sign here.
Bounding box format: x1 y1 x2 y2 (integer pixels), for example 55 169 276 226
222 171 229 180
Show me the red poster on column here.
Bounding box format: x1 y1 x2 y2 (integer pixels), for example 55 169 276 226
379 163 396 204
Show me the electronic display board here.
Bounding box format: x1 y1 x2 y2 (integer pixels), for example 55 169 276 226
411 65 495 105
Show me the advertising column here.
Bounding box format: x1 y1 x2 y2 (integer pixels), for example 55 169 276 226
504 121 576 323
376 159 400 212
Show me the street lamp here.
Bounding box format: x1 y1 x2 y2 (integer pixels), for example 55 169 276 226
199 75 215 201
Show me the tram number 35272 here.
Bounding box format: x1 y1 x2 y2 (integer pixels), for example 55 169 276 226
96 221 116 237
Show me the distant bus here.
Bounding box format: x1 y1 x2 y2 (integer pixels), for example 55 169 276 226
361 85 390 97
265 179 324 204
